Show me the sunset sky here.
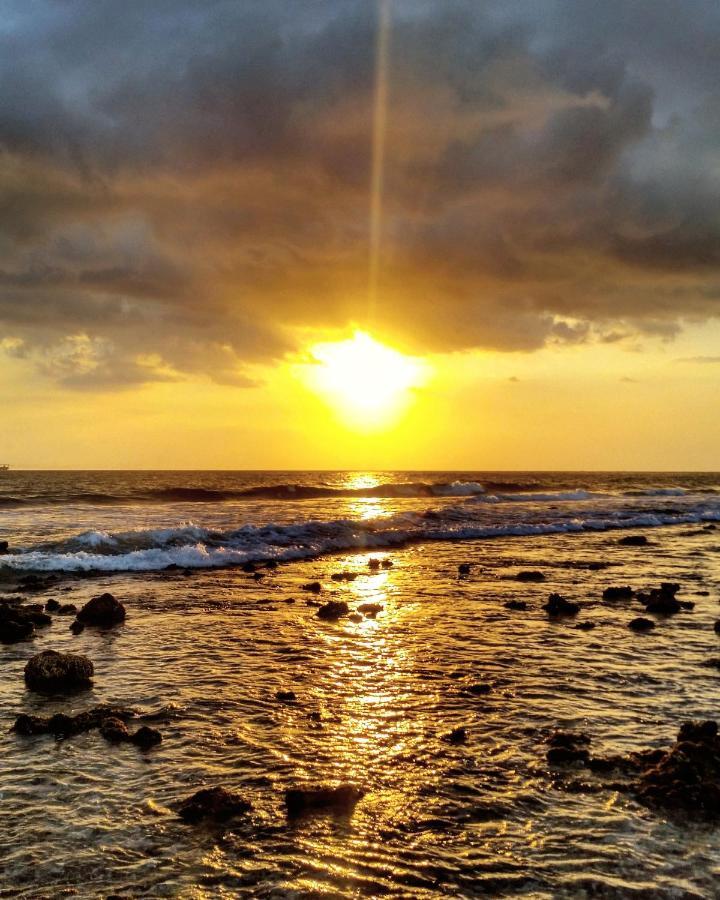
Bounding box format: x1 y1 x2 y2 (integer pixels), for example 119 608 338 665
2 0 720 470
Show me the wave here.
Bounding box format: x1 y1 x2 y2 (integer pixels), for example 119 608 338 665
3 504 720 573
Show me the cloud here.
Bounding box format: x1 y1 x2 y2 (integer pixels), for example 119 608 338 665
2 0 720 387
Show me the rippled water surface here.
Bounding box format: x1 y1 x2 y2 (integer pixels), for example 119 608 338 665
2 472 720 897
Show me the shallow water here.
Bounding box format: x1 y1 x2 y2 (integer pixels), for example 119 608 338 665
2 473 720 897
1 528 720 896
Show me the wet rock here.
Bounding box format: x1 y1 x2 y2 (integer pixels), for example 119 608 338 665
178 786 252 824
516 571 545 582
367 559 381 571
285 783 366 816
24 650 93 692
331 571 357 582
546 731 591 766
57 603 77 616
628 617 655 632
463 682 492 696
301 581 322 594
275 690 297 702
77 593 126 627
347 612 363 623
70 620 85 635
252 571 265 581
715 621 720 635
0 541 8 553
443 726 468 745
100 717 131 742
696 590 710 596
265 560 278 569
504 599 528 611
634 720 720 817
381 559 393 569
0 617 35 644
317 600 349 621
575 621 596 630
618 535 648 546
641 583 685 615
699 658 720 669
13 705 134 737
305 599 321 608
458 563 471 575
602 586 634 601
25 609 52 627
543 593 580 617
45 598 60 612
357 602 383 617
130 725 162 749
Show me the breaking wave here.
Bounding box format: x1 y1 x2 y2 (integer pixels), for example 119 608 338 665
2 499 720 572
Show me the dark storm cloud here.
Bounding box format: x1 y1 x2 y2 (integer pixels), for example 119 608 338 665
2 0 720 387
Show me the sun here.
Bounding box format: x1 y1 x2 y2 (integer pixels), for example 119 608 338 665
305 331 427 427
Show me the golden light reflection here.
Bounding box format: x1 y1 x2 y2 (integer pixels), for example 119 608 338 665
304 331 428 430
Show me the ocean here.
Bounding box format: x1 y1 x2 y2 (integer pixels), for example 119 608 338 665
1 471 720 897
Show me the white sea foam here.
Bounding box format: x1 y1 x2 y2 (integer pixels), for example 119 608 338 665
2 504 719 572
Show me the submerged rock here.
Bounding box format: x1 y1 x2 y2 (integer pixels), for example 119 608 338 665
504 599 529 611
284 783 366 816
70 620 85 635
367 559 381 571
301 581 322 594
463 682 492 696
618 535 648 546
602 586 634 601
628 617 655 632
331 571 358 582
130 725 162 749
77 593 126 627
0 540 8 553
546 731 591 765
13 705 134 737
24 650 93 692
381 559 393 569
0 616 35 644
347 612 363 623
275 690 297 702
100 717 131 742
543 593 580 617
357 602 383 617
641 583 685 615
178 786 252 823
458 563 471 575
45 598 60 612
516 571 545 582
57 603 77 616
317 600 349 621
443 726 468 745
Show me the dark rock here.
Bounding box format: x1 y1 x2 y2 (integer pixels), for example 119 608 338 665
715 621 720 635
618 535 648 546
504 599 528 611
275 690 297 702
602 586 634 601
284 598 296 604
25 609 52 626
704 524 717 531
265 560 278 569
0 541 8 553
699 658 720 669
516 571 545 582
317 600 349 621
575 621 596 630
45 599 61 612
463 682 492 696
546 730 591 766
178 786 252 823
252 571 265 581
347 612 363 623
381 559 393 569
24 650 93 692
301 581 322 594
77 593 126 627
57 603 77 616
678 720 718 742
696 590 710 596
0 617 35 643
543 593 580 617
443 726 468 745
458 563 471 575
130 725 162 749
642 583 684 615
13 705 134 738
628 617 655 632
100 717 131 742
367 559 381 570
357 602 383 617
331 571 358 582
70 620 85 635
285 783 366 816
